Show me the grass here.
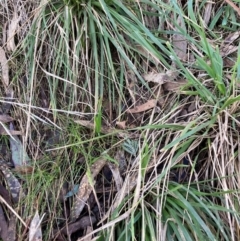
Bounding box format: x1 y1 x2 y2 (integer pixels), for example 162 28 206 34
0 0 240 240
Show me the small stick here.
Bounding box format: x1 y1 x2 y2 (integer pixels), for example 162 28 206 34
0 195 27 228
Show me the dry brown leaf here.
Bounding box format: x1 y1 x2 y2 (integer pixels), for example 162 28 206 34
15 166 34 175
116 121 126 129
7 10 20 52
127 99 157 113
70 158 106 221
163 79 187 92
0 114 13 123
172 16 187 61
0 47 9 87
143 72 170 84
29 211 43 241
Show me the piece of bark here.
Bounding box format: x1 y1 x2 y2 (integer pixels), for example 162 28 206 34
70 158 106 221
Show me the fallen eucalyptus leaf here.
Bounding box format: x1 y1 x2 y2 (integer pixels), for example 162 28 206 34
127 99 157 113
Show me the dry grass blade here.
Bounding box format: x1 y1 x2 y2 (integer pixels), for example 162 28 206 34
79 208 136 241
224 0 240 17
98 170 138 225
203 2 213 26
70 158 106 221
0 47 9 87
207 112 239 240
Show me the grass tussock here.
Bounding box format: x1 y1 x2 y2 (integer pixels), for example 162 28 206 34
0 0 240 240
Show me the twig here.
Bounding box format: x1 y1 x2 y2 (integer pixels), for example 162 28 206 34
0 195 27 228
